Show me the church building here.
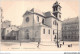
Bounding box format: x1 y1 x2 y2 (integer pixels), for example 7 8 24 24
19 1 62 42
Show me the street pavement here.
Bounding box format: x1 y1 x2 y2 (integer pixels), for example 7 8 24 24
0 41 79 51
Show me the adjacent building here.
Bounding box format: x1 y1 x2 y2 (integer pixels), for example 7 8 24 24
62 17 79 41
1 21 19 40
4 25 19 40
1 20 11 40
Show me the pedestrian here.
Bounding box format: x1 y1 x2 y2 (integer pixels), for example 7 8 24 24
63 41 64 45
37 41 40 48
57 44 59 48
60 44 62 48
37 39 40 48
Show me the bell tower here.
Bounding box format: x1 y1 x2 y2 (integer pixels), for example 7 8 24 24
52 1 61 20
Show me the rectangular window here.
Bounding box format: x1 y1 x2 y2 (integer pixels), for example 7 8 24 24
43 29 45 34
48 29 50 34
53 30 54 34
65 36 67 39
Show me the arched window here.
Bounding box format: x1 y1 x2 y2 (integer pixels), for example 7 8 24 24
43 29 45 34
48 29 50 34
53 20 57 25
42 19 44 24
59 14 61 18
53 8 55 11
56 7 57 11
37 16 39 22
59 7 61 11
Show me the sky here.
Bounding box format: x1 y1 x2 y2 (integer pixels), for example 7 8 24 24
0 0 79 26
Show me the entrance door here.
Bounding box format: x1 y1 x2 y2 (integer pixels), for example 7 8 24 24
26 33 29 39
26 29 29 39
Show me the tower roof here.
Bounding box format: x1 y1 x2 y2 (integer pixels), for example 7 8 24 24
53 1 61 8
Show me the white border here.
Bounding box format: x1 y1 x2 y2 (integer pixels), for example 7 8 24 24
0 0 80 53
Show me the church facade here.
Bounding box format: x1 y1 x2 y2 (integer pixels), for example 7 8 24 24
18 1 62 42
1 1 62 43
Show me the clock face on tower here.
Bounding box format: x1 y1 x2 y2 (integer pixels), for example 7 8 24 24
26 17 29 22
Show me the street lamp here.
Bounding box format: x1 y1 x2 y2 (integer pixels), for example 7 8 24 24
19 31 21 46
0 7 3 41
0 7 3 22
37 23 41 48
57 23 59 47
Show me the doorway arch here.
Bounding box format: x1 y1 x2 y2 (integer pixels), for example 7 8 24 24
25 29 29 39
